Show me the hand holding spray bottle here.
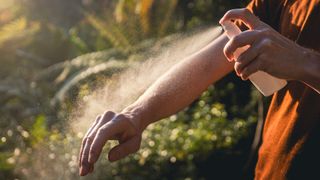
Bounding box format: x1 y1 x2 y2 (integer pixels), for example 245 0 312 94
221 21 287 96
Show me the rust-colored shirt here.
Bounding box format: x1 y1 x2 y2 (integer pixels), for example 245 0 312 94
245 0 320 179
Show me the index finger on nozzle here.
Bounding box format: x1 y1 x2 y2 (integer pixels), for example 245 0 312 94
219 8 260 29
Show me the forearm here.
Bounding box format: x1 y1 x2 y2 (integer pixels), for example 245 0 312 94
123 34 233 130
299 49 320 94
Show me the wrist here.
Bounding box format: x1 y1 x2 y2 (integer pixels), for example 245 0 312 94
122 103 151 132
299 49 320 84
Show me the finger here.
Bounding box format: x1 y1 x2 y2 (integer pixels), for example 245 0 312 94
224 30 259 60
88 119 123 163
87 112 116 143
108 136 141 162
240 57 263 80
80 137 94 176
234 41 262 75
220 8 261 29
80 111 115 176
79 115 101 166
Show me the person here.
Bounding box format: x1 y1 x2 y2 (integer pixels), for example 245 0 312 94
79 0 320 179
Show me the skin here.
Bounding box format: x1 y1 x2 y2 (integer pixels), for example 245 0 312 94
79 8 320 176
220 8 320 93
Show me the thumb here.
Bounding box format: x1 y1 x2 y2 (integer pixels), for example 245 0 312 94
220 8 261 29
108 136 141 162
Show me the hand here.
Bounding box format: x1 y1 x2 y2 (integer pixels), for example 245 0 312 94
219 8 311 81
78 111 142 176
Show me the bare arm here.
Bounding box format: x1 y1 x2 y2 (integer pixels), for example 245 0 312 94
124 34 233 130
79 34 233 176
299 50 320 94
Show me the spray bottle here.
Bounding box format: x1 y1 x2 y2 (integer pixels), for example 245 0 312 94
221 21 287 96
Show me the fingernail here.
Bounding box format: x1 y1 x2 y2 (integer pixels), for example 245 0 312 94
81 166 89 176
79 167 83 176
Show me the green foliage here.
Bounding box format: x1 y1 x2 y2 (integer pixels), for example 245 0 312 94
86 14 133 53
15 85 256 180
30 115 48 144
69 28 90 53
0 152 14 171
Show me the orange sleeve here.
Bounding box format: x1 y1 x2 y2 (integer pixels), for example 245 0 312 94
246 0 269 22
236 0 285 30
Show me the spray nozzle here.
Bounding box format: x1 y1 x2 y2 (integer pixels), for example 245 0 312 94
220 21 242 39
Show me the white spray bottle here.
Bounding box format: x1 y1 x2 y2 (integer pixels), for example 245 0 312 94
221 21 287 96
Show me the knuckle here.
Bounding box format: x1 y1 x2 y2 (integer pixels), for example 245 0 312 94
113 113 130 124
225 10 233 16
257 28 273 40
259 29 272 36
260 38 273 48
230 35 240 45
102 111 112 118
103 111 114 117
116 113 127 120
101 111 115 123
103 111 110 116
241 8 250 15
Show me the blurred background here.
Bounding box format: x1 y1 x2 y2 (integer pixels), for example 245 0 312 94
0 0 273 179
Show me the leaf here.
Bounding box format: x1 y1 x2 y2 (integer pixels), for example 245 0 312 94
69 28 89 53
137 0 154 34
158 0 178 36
30 115 48 144
114 0 126 23
36 49 126 81
51 60 130 105
86 14 132 52
0 152 14 171
0 17 39 47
